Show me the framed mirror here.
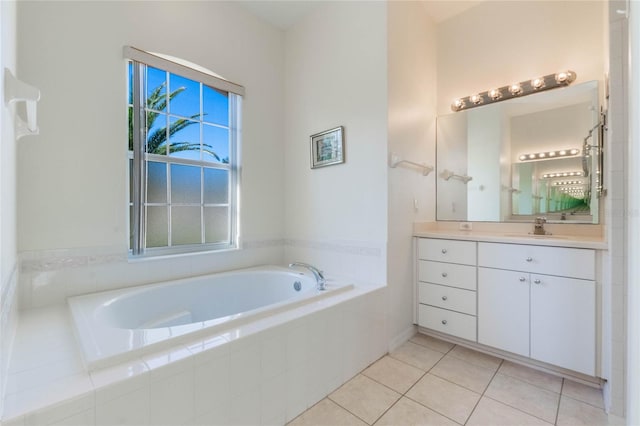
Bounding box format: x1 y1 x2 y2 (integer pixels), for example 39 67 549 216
436 80 602 224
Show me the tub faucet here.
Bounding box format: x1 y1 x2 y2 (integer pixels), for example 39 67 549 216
533 217 548 235
289 262 326 291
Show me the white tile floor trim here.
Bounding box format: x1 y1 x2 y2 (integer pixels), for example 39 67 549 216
290 334 626 426
2 285 387 426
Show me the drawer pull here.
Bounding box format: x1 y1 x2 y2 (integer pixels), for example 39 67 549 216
519 277 526 282
534 279 541 284
441 272 448 278
441 320 447 325
442 296 448 301
526 257 533 262
441 249 448 254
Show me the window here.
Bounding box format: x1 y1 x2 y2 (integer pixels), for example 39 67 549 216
126 47 243 256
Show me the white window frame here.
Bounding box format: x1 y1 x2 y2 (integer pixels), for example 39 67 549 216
126 46 243 257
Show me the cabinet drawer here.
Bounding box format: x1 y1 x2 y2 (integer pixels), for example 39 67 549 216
418 238 476 265
418 260 476 290
419 283 476 315
478 242 595 280
418 304 477 341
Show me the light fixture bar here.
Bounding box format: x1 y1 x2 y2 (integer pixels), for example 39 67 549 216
451 70 576 112
553 180 584 186
542 171 584 179
518 148 580 162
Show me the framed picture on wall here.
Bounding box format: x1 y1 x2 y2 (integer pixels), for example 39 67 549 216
310 126 345 169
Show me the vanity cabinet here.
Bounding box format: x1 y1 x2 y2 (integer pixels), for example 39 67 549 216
477 242 596 376
417 239 477 341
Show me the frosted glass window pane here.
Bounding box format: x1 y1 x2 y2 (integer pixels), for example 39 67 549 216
169 74 200 119
147 161 167 203
170 164 201 204
172 206 201 245
203 85 228 126
204 207 229 243
147 113 168 155
129 159 133 203
203 168 228 204
202 124 229 163
146 206 168 248
168 117 200 160
146 66 167 105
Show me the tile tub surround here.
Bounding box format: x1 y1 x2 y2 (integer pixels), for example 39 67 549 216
289 334 625 426
1 284 387 425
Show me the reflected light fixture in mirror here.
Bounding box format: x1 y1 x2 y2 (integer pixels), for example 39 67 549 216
451 70 576 112
543 171 584 178
518 148 580 161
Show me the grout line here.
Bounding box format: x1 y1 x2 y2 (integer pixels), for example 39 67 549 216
462 358 504 425
555 379 565 425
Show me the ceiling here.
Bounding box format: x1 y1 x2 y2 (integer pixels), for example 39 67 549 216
236 0 485 31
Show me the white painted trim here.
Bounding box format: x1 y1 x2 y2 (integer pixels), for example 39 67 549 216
388 324 416 352
123 46 245 96
627 0 640 423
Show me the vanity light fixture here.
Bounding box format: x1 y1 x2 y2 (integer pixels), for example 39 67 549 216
553 180 584 186
543 171 584 179
451 70 576 112
518 148 580 162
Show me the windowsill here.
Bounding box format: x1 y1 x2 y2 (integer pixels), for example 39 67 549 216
127 244 240 263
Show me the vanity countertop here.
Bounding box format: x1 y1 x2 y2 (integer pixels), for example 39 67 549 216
414 222 607 250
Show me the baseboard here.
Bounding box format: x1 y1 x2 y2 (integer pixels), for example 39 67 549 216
388 324 417 352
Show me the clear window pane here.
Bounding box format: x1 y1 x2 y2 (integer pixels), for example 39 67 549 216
202 124 229 163
169 74 200 119
170 164 201 204
128 62 133 106
203 85 228 126
204 168 228 204
172 206 202 245
168 117 200 160
146 67 167 109
147 161 167 203
147 113 168 155
146 206 168 248
204 207 229 243
128 107 134 151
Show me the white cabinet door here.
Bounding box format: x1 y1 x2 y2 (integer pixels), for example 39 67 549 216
530 274 596 376
478 267 530 357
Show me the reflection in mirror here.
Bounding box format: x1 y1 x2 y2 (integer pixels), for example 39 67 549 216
436 80 601 223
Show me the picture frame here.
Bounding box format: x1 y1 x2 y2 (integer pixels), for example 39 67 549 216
310 126 345 169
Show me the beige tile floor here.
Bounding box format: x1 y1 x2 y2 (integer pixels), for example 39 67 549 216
289 334 625 426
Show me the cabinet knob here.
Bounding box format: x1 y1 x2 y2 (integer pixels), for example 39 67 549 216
441 320 447 325
442 295 448 301
441 249 447 254
534 279 541 284
441 272 448 278
526 257 533 262
519 277 526 282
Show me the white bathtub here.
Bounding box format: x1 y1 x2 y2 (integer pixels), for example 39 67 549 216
68 265 353 370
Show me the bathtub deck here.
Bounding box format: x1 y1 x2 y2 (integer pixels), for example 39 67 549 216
1 283 387 425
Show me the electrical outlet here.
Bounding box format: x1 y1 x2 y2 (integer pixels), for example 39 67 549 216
459 222 472 231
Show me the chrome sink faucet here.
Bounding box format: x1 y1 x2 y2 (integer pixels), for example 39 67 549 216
289 262 326 291
533 217 549 235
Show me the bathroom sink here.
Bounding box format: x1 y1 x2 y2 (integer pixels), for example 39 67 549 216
503 233 569 240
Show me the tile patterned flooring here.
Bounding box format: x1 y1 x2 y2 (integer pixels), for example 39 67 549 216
288 334 624 426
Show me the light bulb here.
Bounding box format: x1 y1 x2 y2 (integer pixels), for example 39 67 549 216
532 78 545 89
570 149 579 155
453 99 465 110
559 150 567 156
519 155 527 161
488 89 501 100
470 94 482 104
555 72 568 83
548 151 556 157
509 84 522 95
528 154 536 159
538 153 546 158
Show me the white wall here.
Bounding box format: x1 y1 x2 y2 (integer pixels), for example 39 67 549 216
283 2 388 285
0 0 19 414
387 2 437 347
15 1 286 307
437 1 606 115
